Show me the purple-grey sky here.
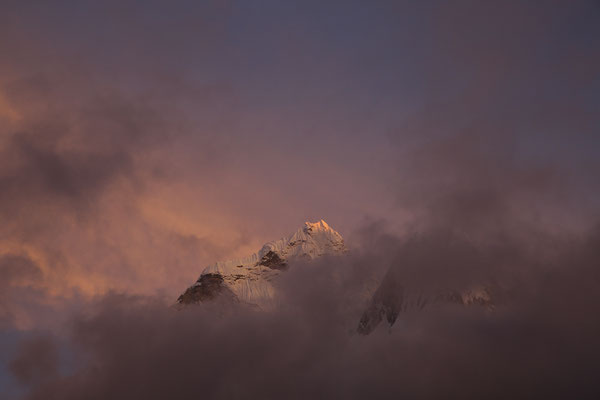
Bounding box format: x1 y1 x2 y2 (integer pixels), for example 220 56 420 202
1 1 599 398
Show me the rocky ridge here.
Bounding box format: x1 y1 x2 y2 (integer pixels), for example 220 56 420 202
177 220 347 308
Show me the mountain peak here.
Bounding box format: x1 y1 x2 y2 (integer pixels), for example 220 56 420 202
177 220 346 308
303 219 331 233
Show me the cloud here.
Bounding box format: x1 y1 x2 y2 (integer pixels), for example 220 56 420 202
7 219 600 399
1 0 599 398
9 336 59 387
0 5 248 314
0 254 44 329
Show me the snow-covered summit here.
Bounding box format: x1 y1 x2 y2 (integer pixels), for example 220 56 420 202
177 220 346 307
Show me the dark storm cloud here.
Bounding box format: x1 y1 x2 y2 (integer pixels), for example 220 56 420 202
9 220 600 399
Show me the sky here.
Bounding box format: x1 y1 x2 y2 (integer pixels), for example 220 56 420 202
1 1 600 398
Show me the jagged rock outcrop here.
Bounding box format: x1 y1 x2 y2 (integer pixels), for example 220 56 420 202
176 274 238 305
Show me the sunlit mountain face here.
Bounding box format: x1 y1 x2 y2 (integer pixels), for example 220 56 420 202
2 1 600 399
177 220 347 308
